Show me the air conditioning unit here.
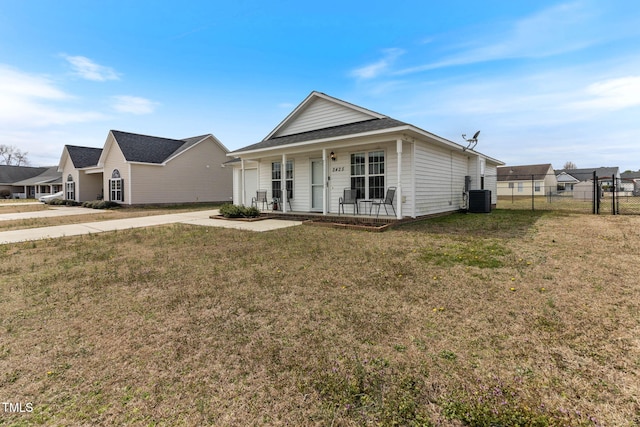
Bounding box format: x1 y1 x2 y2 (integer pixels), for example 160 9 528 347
468 190 491 213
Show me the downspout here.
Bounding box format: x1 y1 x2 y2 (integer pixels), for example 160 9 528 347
411 141 416 218
396 139 403 219
128 163 132 205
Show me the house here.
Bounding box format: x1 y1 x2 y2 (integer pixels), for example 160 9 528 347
0 165 61 199
620 171 640 195
555 167 620 193
58 130 232 205
227 91 503 219
555 172 581 193
496 164 557 197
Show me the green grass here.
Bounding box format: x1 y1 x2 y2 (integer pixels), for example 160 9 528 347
0 209 638 425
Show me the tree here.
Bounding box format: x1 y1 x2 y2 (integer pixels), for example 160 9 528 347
563 161 577 170
0 145 30 166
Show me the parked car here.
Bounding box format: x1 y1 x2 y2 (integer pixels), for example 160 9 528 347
39 191 64 203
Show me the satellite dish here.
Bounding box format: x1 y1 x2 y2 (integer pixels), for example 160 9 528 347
462 130 480 151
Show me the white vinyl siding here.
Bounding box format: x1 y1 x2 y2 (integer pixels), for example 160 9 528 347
414 143 468 216
274 98 374 137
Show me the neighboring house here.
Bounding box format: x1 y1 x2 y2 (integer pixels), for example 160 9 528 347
0 165 61 198
620 171 640 195
555 172 581 193
496 164 557 197
228 91 503 219
555 167 620 192
58 130 232 205
58 145 104 201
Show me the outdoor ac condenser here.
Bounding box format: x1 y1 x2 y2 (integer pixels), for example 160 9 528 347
468 189 491 213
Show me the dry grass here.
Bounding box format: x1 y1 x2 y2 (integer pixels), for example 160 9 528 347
1 210 639 425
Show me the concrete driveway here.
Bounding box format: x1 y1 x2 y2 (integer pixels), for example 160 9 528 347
0 206 108 221
0 209 303 244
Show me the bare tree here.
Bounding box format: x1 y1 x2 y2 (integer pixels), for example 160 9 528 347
563 161 577 170
0 145 30 166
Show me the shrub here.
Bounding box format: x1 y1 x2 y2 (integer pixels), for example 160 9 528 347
0 189 10 199
81 200 120 209
219 204 261 218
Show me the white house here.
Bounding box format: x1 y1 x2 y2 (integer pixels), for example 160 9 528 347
496 164 557 197
228 91 503 219
59 131 232 205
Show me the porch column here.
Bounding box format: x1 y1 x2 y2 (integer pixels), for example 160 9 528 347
396 139 403 219
322 149 327 215
240 158 245 206
281 154 287 213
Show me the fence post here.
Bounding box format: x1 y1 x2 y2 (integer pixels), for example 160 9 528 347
592 171 598 214
531 174 535 211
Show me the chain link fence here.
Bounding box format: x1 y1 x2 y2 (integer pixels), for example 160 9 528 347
494 172 640 215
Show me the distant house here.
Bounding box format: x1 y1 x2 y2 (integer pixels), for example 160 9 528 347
0 165 61 199
496 164 557 197
555 167 621 200
620 171 640 195
58 130 232 205
228 91 503 218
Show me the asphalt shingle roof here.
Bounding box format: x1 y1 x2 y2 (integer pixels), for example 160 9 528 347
0 165 49 184
497 164 553 181
66 145 103 168
12 166 62 185
231 118 408 153
111 131 206 164
555 167 619 181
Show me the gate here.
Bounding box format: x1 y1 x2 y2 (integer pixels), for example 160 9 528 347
612 175 640 215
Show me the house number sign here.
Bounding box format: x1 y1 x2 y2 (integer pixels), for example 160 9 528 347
332 167 345 172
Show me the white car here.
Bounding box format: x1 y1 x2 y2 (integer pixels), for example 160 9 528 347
39 191 64 203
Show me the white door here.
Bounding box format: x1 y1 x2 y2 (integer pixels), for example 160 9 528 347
311 159 324 212
243 169 258 206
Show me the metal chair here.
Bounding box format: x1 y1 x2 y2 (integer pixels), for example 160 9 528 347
339 188 358 215
371 187 396 217
251 190 270 210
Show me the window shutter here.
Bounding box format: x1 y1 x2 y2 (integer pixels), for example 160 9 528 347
108 179 111 201
121 179 124 202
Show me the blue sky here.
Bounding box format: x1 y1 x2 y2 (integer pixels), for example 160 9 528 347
1 0 640 171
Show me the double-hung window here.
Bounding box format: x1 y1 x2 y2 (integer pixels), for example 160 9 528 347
350 150 385 199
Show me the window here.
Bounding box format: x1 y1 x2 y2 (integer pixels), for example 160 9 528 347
110 169 123 202
517 182 523 192
350 151 384 199
508 182 514 189
534 182 541 192
272 160 293 200
65 174 75 200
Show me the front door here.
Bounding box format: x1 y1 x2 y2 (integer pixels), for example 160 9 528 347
243 169 258 207
311 159 324 212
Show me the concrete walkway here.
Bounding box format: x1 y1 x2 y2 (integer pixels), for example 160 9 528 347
0 206 108 221
0 209 303 244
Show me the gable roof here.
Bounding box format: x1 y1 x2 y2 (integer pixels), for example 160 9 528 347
0 165 49 185
235 118 408 153
555 167 619 182
497 164 553 181
66 145 103 168
265 91 386 140
12 166 62 185
109 131 225 165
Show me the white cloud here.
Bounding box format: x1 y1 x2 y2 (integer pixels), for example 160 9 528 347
112 95 159 115
0 65 106 127
569 76 640 111
350 48 404 79
63 55 120 81
396 2 600 75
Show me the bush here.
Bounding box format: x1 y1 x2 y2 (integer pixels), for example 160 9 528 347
219 204 261 218
82 200 120 209
0 189 10 199
49 199 80 206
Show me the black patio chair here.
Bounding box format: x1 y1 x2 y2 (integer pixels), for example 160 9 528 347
371 187 396 217
339 188 358 215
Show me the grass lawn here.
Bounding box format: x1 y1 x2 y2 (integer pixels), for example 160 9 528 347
1 210 639 425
